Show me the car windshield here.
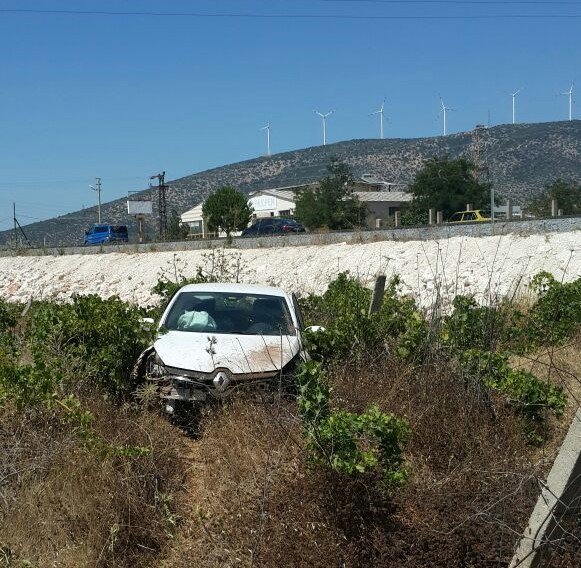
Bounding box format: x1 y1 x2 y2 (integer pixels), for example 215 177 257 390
163 291 296 336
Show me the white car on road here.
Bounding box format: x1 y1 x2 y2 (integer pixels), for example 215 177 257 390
134 283 312 412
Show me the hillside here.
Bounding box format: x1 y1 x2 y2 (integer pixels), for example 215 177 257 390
2 120 580 247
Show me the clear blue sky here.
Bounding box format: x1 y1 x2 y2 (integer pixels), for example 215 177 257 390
0 0 579 230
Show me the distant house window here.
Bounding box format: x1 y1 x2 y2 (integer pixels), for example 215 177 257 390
270 211 275 217
279 210 290 216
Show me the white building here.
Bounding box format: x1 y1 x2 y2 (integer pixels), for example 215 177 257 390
248 188 298 219
180 186 305 237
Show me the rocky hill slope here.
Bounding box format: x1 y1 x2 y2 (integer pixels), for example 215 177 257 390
3 120 580 247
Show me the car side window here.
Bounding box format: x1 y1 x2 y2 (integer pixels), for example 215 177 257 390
449 213 462 222
463 212 476 221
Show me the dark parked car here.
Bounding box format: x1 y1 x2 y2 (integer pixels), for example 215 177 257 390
241 217 305 237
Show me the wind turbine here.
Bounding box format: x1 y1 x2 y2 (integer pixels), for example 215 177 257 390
371 99 386 139
314 110 334 146
439 97 454 136
260 122 271 156
561 83 574 121
510 89 522 124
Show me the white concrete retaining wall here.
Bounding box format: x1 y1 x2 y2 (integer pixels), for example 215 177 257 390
1 230 579 308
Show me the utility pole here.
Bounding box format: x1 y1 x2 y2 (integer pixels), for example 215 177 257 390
471 124 494 225
12 203 31 248
89 177 102 223
150 171 167 239
13 202 17 246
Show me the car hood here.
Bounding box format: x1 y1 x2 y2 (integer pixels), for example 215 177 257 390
154 331 301 374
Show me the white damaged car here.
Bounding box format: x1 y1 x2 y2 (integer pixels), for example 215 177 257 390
133 283 313 412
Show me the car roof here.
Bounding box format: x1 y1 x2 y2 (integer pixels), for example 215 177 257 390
176 282 290 298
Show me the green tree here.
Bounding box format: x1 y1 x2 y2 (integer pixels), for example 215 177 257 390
403 156 490 223
202 186 253 241
165 209 190 241
528 179 580 217
294 158 367 230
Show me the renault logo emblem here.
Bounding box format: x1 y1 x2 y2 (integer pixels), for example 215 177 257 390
213 371 230 392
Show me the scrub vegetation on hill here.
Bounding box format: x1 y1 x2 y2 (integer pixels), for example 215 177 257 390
0 254 579 567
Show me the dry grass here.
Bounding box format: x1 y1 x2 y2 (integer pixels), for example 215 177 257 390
2 340 578 567
0 398 189 568
155 348 578 567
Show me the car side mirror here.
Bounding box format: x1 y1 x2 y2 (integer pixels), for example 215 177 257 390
141 317 155 329
304 325 326 333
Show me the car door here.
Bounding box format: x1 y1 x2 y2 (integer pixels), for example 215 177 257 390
271 219 286 235
257 219 275 235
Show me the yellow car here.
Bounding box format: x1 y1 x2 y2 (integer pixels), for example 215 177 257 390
448 210 491 223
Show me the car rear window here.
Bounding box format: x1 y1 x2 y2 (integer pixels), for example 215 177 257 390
164 291 296 336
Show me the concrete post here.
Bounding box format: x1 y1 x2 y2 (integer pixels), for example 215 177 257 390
507 199 513 221
428 208 435 225
558 209 563 217
375 218 382 229
137 215 145 243
510 409 581 568
466 203 473 211
368 275 386 315
394 210 401 228
551 199 558 217
436 211 443 225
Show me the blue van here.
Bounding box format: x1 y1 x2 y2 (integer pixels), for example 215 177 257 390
84 224 129 245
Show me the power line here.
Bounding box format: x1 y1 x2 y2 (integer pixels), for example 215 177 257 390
0 8 579 19
316 0 581 4
0 175 144 186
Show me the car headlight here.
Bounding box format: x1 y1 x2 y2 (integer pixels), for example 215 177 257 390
149 352 167 378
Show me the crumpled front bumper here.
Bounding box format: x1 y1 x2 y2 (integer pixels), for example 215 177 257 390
147 365 287 402
134 347 301 408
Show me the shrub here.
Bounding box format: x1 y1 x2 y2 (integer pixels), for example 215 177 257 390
528 271 581 346
0 299 18 355
460 349 566 442
300 273 428 363
441 295 528 353
27 295 152 398
297 361 409 493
